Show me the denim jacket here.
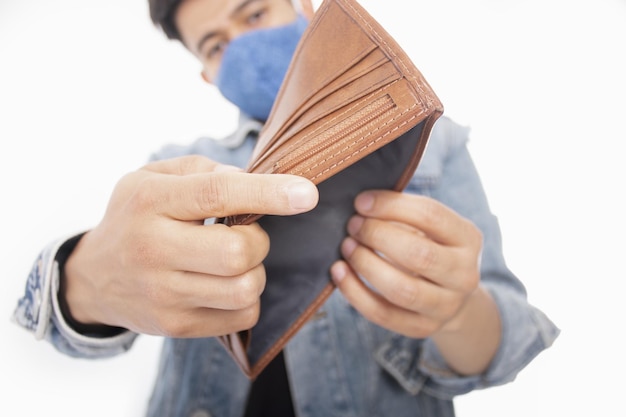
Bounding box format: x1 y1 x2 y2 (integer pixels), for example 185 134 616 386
13 115 559 417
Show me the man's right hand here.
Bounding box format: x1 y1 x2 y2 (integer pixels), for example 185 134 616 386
63 156 319 337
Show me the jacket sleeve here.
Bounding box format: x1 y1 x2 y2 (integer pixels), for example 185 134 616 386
376 116 560 399
12 233 138 359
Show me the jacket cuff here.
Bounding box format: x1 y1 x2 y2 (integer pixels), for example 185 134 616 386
416 283 560 399
12 235 71 339
478 283 560 385
375 283 560 400
12 233 138 358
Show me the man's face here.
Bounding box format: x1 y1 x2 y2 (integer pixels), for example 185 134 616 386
176 0 298 83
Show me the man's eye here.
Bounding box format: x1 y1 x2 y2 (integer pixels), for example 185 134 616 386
246 8 267 27
207 40 228 60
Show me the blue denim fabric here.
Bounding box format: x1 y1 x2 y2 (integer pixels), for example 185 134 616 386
13 115 559 417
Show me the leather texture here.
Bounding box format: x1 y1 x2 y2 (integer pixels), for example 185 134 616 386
218 0 443 379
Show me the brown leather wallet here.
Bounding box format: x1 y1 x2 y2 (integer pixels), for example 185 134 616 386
218 0 443 379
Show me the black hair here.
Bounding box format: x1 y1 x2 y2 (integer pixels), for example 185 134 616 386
148 0 184 41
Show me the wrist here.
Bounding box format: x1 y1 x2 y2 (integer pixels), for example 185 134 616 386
430 285 502 375
58 232 125 336
437 287 486 335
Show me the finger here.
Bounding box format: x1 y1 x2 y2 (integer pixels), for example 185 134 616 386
329 260 439 338
189 304 261 337
346 215 451 280
160 222 270 276
339 237 459 319
165 264 266 311
142 155 242 176
354 191 480 247
134 171 319 221
142 303 262 338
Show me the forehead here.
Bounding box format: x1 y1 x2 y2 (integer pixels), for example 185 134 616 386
175 0 240 47
175 0 293 53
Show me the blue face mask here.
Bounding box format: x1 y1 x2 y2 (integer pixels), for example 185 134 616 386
214 15 308 121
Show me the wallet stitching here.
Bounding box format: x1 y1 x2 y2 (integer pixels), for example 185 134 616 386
298 103 420 181
283 79 401 164
279 92 394 173
344 0 432 106
345 1 413 78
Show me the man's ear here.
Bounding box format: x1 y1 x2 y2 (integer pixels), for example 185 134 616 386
201 70 212 85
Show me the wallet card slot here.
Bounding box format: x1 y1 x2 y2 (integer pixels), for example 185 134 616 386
250 63 399 174
250 43 383 166
275 48 393 138
274 94 396 175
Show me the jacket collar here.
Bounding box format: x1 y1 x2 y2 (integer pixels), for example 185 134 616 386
219 113 264 149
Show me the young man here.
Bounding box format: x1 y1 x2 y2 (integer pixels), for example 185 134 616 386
13 0 559 416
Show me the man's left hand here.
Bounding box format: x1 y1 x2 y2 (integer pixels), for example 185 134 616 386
330 190 483 338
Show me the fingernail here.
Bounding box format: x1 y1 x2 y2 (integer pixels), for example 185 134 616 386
347 215 364 236
341 237 358 257
286 180 318 210
355 192 374 212
330 261 347 284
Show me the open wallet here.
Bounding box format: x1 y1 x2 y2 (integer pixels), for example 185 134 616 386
217 0 444 379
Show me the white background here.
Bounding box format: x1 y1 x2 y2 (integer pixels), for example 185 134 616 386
1 0 625 415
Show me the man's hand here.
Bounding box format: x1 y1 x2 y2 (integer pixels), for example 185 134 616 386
64 156 319 338
331 190 501 375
